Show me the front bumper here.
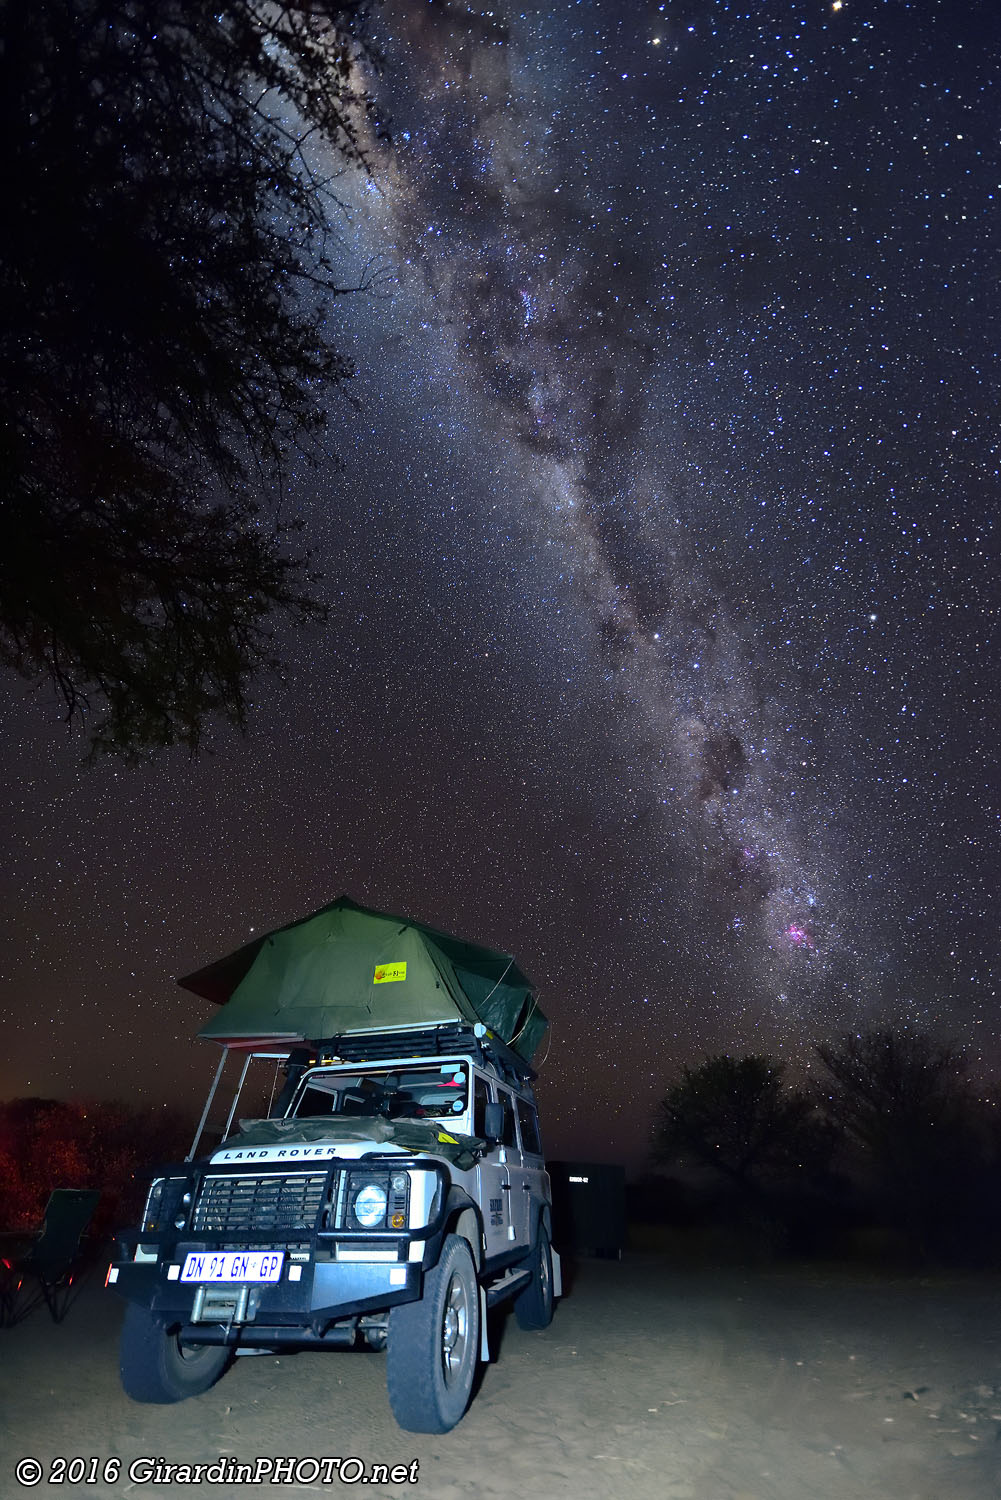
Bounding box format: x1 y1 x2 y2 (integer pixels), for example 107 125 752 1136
110 1255 422 1336
109 1153 452 1339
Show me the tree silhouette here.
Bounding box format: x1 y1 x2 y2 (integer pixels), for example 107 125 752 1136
0 1098 190 1232
651 1054 826 1195
814 1029 980 1251
1 0 382 755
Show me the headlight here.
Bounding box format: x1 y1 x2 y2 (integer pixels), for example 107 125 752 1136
351 1182 388 1229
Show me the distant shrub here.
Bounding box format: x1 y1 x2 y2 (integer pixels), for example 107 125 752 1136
0 1098 190 1235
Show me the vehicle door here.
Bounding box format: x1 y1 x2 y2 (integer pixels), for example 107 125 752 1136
511 1094 545 1249
495 1084 530 1250
472 1071 512 1259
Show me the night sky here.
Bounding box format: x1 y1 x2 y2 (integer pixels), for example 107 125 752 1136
2 0 999 1167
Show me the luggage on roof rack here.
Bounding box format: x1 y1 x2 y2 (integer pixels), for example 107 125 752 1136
296 1023 536 1081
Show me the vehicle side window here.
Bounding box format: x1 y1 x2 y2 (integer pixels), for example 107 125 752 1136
473 1076 491 1138
516 1097 542 1155
497 1089 518 1149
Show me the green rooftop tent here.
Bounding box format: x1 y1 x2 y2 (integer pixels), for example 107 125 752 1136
179 895 547 1063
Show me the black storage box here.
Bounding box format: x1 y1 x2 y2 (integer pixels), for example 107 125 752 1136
547 1160 625 1259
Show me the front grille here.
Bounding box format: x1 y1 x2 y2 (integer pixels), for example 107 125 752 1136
193 1172 331 1235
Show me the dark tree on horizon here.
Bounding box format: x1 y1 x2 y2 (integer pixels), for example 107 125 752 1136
0 0 383 757
815 1029 972 1153
814 1029 982 1250
651 1054 828 1196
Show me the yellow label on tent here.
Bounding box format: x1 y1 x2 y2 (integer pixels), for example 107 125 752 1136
373 962 407 984
437 1132 459 1145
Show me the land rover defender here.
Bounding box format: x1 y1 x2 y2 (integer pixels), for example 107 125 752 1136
108 898 559 1433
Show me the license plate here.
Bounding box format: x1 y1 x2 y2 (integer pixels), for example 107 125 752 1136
180 1251 285 1284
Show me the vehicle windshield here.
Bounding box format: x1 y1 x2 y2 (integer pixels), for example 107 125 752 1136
291 1064 469 1122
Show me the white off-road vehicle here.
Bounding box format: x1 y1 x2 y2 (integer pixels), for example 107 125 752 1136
109 898 560 1433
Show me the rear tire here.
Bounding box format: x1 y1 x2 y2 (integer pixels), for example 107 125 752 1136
514 1223 554 1331
386 1235 479 1433
120 1303 231 1403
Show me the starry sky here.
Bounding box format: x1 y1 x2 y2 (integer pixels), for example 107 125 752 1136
2 0 999 1167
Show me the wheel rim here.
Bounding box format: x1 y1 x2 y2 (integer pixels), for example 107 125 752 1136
539 1238 550 1303
440 1271 469 1388
175 1337 216 1367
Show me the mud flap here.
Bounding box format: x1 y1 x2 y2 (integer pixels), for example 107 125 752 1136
551 1247 563 1299
479 1286 490 1361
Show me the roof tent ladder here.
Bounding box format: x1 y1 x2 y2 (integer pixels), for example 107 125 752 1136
187 1049 228 1161
265 1059 282 1118
220 1051 253 1144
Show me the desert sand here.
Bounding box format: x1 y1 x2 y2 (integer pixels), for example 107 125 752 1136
1 1251 999 1499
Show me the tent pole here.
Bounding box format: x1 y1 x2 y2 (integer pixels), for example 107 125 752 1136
220 1052 253 1143
187 1049 228 1160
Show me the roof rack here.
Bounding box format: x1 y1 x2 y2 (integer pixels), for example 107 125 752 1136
299 1023 537 1085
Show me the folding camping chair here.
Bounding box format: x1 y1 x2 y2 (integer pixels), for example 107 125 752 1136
0 1188 101 1326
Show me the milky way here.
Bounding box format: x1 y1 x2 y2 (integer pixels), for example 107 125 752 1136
358 0 999 1045
1 0 998 1163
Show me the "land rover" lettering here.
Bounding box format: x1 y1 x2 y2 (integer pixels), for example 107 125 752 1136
219 1145 337 1161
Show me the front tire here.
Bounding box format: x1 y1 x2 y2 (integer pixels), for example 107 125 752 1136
120 1303 231 1403
514 1223 554 1331
386 1235 480 1433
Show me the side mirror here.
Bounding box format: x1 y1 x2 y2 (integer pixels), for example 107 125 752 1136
482 1101 504 1143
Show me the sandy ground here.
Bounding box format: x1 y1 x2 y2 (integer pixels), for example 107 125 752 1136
1 1251 999 1500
